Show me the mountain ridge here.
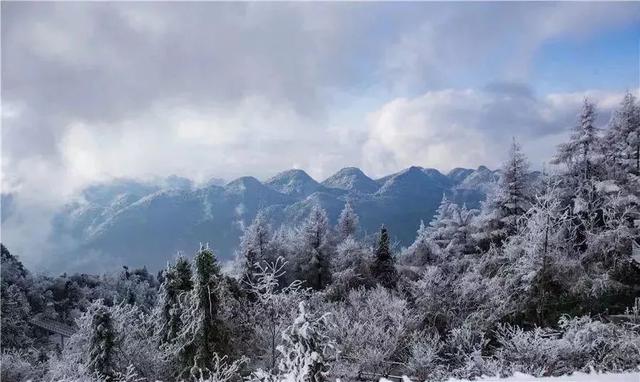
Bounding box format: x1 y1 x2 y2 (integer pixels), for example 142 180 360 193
30 166 504 272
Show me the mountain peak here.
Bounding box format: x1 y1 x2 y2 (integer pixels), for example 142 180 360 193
322 167 379 194
225 176 264 193
265 169 321 197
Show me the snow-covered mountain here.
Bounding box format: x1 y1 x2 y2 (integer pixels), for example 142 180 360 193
46 166 501 272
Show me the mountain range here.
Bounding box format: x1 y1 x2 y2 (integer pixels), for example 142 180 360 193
5 166 501 272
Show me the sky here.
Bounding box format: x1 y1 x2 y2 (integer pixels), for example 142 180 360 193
1 2 640 262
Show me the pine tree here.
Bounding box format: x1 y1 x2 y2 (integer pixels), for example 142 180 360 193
177 245 229 376
500 184 580 326
239 211 273 286
194 246 227 369
336 201 359 242
402 220 440 266
370 226 397 289
0 284 33 350
89 305 117 380
295 206 332 290
159 255 193 344
604 91 640 180
553 99 602 183
474 139 532 248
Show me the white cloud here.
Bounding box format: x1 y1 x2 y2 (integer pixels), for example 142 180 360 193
361 87 630 176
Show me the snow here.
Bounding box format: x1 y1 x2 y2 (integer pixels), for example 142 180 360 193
447 372 640 382
379 372 640 382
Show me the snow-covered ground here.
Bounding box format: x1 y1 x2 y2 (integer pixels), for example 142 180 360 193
442 372 640 382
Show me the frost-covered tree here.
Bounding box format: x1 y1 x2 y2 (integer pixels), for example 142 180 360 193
475 139 533 247
497 184 581 326
370 226 397 289
429 195 456 246
244 257 309 371
251 302 334 382
329 286 412 379
291 206 333 290
336 201 359 242
328 236 373 299
604 91 640 180
175 245 229 376
552 99 606 223
401 220 440 267
158 255 193 344
553 99 602 182
0 284 33 350
88 305 116 379
239 212 274 286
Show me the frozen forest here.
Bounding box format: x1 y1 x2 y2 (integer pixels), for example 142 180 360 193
2 94 640 382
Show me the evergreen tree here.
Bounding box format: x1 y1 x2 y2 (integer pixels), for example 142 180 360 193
604 91 640 180
336 201 359 242
294 206 333 290
553 98 602 183
474 139 533 248
239 212 273 286
402 220 440 266
89 305 117 380
177 245 229 376
499 184 580 326
370 226 397 289
159 255 193 344
0 284 33 350
429 194 456 246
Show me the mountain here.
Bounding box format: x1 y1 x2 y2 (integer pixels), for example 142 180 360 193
37 166 500 272
265 169 326 198
321 167 380 194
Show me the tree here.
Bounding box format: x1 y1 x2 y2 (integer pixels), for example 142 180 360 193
244 257 308 371
553 99 601 182
604 91 640 179
176 245 229 376
474 139 533 247
370 226 397 289
89 305 117 380
158 255 193 344
401 220 440 266
429 194 456 247
293 206 333 290
239 212 274 287
0 284 33 350
251 302 334 382
498 184 581 326
336 201 359 242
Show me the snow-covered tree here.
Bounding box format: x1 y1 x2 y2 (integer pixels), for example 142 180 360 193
291 206 333 290
401 220 440 267
328 286 412 379
604 91 640 180
428 195 456 246
251 302 334 382
244 257 309 371
158 255 193 345
175 245 229 377
88 305 116 379
474 139 533 248
497 184 581 325
336 201 359 242
328 236 372 298
239 212 275 287
370 226 397 289
0 284 33 350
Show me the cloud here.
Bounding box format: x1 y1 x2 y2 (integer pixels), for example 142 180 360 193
361 86 630 176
